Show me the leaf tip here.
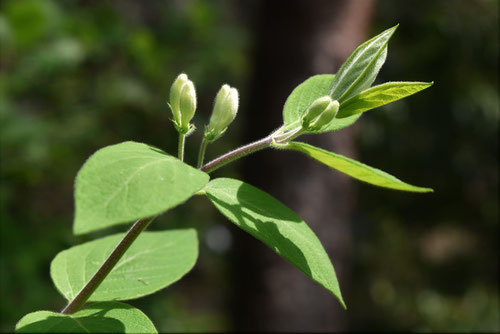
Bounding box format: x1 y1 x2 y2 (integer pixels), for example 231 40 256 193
339 297 347 310
417 81 434 90
376 24 398 44
389 23 400 34
413 186 434 193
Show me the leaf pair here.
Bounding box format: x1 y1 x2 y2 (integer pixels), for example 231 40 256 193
280 25 432 193
282 25 433 134
17 142 208 332
281 76 432 192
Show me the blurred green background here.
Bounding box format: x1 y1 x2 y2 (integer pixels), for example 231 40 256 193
0 0 498 332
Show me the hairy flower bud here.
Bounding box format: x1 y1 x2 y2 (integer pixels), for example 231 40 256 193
204 84 239 142
169 73 197 134
301 96 339 131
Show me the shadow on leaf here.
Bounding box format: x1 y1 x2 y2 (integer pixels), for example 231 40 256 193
206 182 311 278
16 302 143 333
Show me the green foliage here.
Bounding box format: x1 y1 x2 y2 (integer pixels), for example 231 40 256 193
204 178 345 307
282 74 361 133
16 302 157 333
74 141 209 234
337 81 433 118
329 25 396 102
14 24 437 333
283 141 433 192
51 230 198 301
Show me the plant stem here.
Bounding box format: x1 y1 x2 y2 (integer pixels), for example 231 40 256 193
273 126 304 144
178 133 186 161
200 135 273 173
197 137 209 168
60 216 155 315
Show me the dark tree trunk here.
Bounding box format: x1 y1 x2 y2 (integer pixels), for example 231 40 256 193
232 0 374 331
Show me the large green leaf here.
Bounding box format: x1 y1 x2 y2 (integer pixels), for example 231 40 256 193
204 178 345 308
282 74 360 134
329 25 398 102
51 229 198 301
74 141 209 234
337 81 434 118
16 302 157 333
285 141 433 192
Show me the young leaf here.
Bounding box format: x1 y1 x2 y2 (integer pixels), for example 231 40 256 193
204 178 345 308
282 74 360 133
16 302 157 333
74 141 209 235
51 230 198 301
284 141 432 192
337 81 434 118
283 74 333 126
329 25 398 102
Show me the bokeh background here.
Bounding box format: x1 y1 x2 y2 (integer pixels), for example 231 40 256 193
0 0 498 332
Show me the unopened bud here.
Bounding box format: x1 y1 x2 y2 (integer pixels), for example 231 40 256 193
169 73 197 134
204 84 239 141
302 96 339 131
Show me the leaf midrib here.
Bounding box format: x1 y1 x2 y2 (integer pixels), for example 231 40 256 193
112 242 175 271
338 45 387 102
330 33 385 97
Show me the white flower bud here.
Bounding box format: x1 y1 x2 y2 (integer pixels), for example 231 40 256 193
302 96 339 131
179 81 196 125
169 73 197 134
205 84 239 141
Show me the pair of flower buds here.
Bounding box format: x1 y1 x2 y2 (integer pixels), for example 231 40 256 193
169 73 239 142
301 96 340 132
169 73 340 140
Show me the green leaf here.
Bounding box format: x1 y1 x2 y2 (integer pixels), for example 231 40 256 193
284 141 433 192
15 302 157 333
74 141 209 235
51 229 198 301
329 25 398 102
204 178 345 308
283 74 333 126
282 74 360 134
337 81 434 118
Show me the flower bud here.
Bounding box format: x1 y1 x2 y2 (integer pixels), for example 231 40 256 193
301 96 339 131
204 84 239 141
169 73 197 134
